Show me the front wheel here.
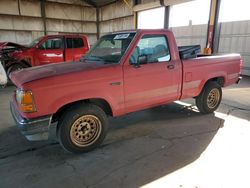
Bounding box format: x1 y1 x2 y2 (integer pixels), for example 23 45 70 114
195 82 222 114
57 103 108 153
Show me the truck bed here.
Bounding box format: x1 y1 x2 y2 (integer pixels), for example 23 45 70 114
181 53 242 99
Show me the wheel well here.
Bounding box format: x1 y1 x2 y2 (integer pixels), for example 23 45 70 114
6 60 31 70
205 77 225 87
52 98 113 123
195 77 225 98
20 60 31 68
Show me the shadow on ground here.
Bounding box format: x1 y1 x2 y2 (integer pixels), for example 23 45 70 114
0 102 224 188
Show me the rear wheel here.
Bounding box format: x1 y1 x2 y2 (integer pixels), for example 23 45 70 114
57 103 108 153
195 82 222 114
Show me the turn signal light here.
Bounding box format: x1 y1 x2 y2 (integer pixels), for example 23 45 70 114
16 90 36 113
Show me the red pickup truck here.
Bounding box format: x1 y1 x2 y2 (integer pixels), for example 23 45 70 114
10 29 242 153
1 34 89 76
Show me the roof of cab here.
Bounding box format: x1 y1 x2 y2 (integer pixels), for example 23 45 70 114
111 29 171 35
42 34 87 38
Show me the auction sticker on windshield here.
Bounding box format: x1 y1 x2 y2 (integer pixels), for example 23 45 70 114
114 34 130 39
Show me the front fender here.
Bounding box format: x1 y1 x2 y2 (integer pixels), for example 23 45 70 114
48 89 124 117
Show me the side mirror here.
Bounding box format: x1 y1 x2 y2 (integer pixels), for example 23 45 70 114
0 62 7 87
138 55 147 64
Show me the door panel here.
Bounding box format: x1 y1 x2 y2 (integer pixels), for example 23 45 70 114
34 37 64 65
65 37 88 62
123 34 182 113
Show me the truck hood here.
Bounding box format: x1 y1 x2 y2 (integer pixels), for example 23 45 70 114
0 42 27 50
10 62 105 87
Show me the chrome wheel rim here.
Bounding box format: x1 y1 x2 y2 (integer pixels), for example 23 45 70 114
207 88 220 109
70 115 102 147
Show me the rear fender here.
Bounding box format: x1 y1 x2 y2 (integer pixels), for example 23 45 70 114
197 72 226 96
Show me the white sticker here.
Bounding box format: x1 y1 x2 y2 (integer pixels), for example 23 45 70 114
114 34 130 40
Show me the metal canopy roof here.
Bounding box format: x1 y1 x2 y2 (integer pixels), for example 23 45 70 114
84 0 118 7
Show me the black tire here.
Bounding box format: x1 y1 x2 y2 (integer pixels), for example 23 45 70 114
195 81 222 114
57 103 108 153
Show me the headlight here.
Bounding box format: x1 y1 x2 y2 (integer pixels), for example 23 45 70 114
16 89 36 113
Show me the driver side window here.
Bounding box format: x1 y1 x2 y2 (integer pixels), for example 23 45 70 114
129 35 170 65
40 38 63 50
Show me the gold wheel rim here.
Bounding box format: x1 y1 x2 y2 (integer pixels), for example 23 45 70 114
207 88 220 109
70 115 102 147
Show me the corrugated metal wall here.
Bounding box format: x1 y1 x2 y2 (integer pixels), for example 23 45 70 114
0 0 97 45
219 20 250 76
171 21 250 76
99 0 134 36
170 24 208 49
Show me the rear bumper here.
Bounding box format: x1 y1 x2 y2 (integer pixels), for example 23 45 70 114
10 101 52 141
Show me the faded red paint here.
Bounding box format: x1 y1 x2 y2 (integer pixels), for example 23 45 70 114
10 29 242 120
10 35 89 67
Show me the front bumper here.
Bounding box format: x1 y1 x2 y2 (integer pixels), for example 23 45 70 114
10 102 52 141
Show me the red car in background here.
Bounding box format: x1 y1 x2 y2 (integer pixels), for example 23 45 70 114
0 34 90 76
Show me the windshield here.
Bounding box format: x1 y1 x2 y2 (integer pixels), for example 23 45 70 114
83 32 136 64
28 37 43 48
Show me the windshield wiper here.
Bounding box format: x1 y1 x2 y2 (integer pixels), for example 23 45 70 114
82 56 104 61
103 60 117 64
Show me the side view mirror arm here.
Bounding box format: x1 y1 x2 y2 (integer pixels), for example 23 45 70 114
133 64 141 68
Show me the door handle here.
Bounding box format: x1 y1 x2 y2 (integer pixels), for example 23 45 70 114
110 82 121 86
167 64 175 70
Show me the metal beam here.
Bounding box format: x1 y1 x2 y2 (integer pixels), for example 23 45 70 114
40 0 47 35
204 0 221 54
133 1 161 12
212 0 222 53
100 15 134 22
96 7 100 39
163 0 195 6
133 0 194 12
17 0 21 15
84 0 97 7
133 0 141 29
164 6 170 29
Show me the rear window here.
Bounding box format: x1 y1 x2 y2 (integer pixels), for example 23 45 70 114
66 38 84 48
